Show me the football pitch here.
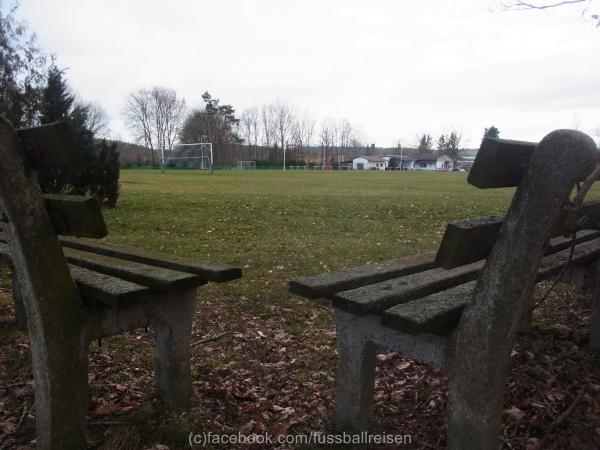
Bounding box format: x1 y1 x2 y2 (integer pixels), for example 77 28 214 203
107 169 514 301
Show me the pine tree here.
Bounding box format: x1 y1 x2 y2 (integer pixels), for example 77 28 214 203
437 135 448 153
418 134 433 154
40 66 74 123
445 132 462 159
483 126 500 140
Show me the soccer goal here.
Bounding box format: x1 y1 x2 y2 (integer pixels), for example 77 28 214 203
238 160 256 170
167 143 213 173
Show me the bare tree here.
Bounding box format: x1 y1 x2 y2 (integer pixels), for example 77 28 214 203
502 0 599 25
260 104 275 148
84 101 110 138
123 88 155 164
289 109 316 162
303 113 316 150
349 130 364 155
338 118 352 162
319 118 336 165
272 100 293 168
240 106 259 160
151 87 186 153
123 87 186 167
338 119 352 148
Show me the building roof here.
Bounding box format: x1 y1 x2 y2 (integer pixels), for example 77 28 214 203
413 154 453 162
354 155 386 162
387 155 416 161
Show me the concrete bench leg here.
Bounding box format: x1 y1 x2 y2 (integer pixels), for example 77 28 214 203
153 288 196 408
334 308 377 431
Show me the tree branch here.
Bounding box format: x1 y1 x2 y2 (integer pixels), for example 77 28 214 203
503 0 588 10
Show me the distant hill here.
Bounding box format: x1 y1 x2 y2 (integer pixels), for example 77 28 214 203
107 141 155 167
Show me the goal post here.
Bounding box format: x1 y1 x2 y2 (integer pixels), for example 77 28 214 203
238 160 256 170
167 142 214 173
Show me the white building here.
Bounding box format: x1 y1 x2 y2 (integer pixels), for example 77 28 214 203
352 156 387 171
413 154 454 171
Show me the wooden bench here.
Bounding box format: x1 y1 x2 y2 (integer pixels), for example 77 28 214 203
0 117 241 449
289 130 600 449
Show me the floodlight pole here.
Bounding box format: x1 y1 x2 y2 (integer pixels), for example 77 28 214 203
283 143 286 172
160 145 165 174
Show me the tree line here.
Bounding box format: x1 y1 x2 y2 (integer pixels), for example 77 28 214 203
414 126 500 160
123 88 369 167
123 87 503 168
416 132 462 159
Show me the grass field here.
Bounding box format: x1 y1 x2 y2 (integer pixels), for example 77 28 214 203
107 169 514 302
3 169 599 449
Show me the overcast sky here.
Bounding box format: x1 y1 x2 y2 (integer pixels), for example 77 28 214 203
15 0 600 148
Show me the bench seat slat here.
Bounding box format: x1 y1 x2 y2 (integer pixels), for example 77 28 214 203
332 260 483 315
63 247 205 293
289 230 600 305
67 265 151 307
58 236 242 283
0 243 150 306
381 237 600 334
288 253 436 300
332 233 600 315
382 281 475 334
0 231 242 283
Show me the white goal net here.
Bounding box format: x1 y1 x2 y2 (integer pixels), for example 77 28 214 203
239 160 256 170
167 143 213 171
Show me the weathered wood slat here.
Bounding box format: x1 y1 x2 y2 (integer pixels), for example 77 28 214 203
43 194 108 238
382 281 476 335
67 265 151 307
435 215 503 268
58 236 242 282
436 200 600 268
63 247 205 293
288 253 436 300
332 260 483 315
0 242 150 306
382 237 600 334
290 230 600 304
0 231 241 283
17 122 80 170
468 138 536 189
332 233 600 315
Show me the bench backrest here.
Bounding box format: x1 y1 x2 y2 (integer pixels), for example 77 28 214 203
436 137 600 269
448 130 599 448
0 116 91 448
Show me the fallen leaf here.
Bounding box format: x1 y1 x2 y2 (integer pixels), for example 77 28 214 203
94 401 122 416
504 406 526 421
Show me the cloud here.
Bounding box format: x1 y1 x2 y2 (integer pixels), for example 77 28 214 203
16 0 600 147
